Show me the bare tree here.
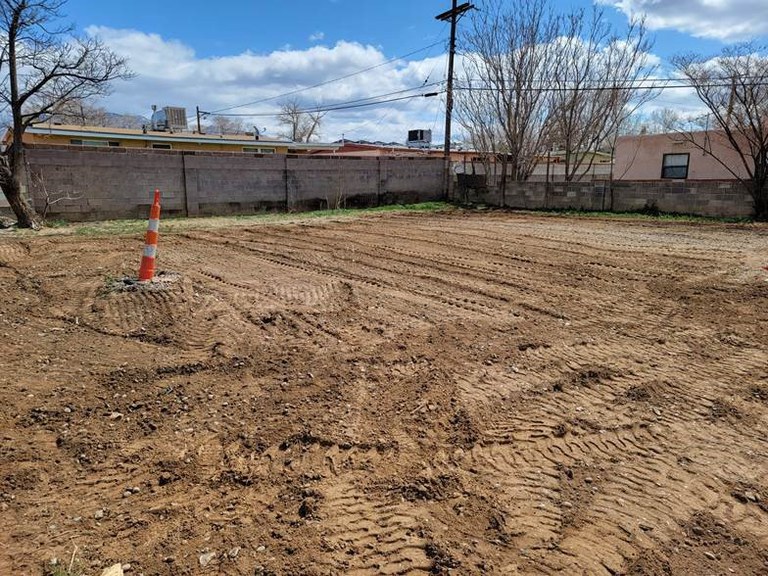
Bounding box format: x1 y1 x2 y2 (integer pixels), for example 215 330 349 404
52 99 108 125
277 98 326 142
204 114 244 135
618 107 682 136
457 0 657 185
49 99 145 128
29 166 82 220
647 107 681 134
673 43 768 220
548 8 656 181
0 0 131 228
457 0 559 182
455 84 509 201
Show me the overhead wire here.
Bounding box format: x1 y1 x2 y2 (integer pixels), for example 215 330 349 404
206 82 445 117
203 39 447 116
431 40 452 135
341 23 450 141
453 77 768 93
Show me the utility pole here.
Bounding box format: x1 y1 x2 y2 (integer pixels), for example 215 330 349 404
436 1 474 201
196 106 202 134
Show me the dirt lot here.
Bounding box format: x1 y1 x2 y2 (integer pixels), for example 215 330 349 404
1 210 767 575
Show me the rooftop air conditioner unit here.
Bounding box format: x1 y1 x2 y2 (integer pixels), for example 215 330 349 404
151 106 188 132
406 129 432 149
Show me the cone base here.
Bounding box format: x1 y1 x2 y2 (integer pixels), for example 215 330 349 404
138 256 156 282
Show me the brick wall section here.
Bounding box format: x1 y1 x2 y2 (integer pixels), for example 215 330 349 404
463 179 754 218
24 146 444 221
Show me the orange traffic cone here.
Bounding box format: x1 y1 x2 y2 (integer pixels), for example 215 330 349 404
138 189 161 282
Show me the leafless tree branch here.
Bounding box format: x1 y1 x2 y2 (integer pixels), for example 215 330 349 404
673 43 768 220
276 98 327 143
0 0 132 228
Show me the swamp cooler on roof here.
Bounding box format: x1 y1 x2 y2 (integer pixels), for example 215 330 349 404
406 129 432 149
151 106 188 132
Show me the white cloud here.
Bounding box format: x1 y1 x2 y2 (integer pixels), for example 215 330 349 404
309 31 325 42
85 26 446 143
598 0 768 41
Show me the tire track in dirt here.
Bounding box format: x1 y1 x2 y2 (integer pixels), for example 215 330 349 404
258 227 603 315
2 213 767 575
209 223 757 382
171 240 411 350
95 288 179 335
252 228 704 340
312 480 433 575
449 310 767 574
257 442 388 479
184 231 498 319
463 421 728 574
219 226 657 327
0 239 30 266
305 222 702 322
356 217 732 280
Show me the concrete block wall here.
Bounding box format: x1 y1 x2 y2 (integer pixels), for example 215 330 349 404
382 157 444 204
20 146 754 220
463 178 753 218
26 147 186 220
185 154 287 215
287 156 380 210
610 180 753 218
24 146 445 221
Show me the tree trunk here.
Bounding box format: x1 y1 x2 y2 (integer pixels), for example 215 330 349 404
754 186 768 222
3 16 39 229
0 155 40 229
499 153 508 208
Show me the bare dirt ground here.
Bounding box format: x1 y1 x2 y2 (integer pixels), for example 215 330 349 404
1 210 767 575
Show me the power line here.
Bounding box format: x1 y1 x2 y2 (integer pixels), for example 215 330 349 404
204 82 445 117
454 78 768 93
341 23 449 141
212 91 443 117
203 39 447 116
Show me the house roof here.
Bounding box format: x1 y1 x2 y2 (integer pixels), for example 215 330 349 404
616 129 726 143
324 140 478 158
7 123 339 151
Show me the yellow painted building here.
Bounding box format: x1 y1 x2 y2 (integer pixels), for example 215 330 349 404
3 123 338 154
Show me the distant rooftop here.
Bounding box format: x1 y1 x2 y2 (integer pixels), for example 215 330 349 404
12 123 337 150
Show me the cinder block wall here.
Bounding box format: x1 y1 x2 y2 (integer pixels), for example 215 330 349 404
463 179 754 218
610 181 753 217
26 147 187 220
22 145 754 220
24 146 445 221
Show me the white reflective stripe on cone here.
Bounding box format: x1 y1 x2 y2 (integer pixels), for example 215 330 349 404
143 245 157 258
147 219 160 232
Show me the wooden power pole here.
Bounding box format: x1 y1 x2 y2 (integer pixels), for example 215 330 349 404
436 1 474 201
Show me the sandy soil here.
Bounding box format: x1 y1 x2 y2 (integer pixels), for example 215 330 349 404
1 211 767 575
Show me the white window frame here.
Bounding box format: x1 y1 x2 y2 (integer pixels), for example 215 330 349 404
661 153 689 179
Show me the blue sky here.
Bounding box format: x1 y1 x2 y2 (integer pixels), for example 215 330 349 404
60 0 768 143
65 1 454 59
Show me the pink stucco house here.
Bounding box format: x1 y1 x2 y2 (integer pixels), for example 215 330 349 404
614 130 748 181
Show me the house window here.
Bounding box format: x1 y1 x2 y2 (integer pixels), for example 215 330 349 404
661 153 689 179
243 146 275 154
151 143 172 150
70 139 119 147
